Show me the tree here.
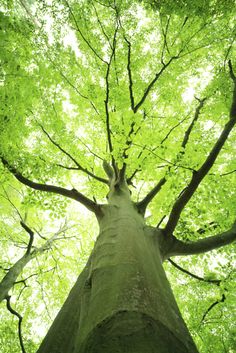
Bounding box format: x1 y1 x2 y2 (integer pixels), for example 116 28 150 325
1 0 236 352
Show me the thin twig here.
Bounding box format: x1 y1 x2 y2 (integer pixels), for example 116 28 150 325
168 259 221 285
38 123 108 184
64 0 107 64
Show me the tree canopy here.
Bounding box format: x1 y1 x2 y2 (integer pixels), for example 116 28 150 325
0 0 236 352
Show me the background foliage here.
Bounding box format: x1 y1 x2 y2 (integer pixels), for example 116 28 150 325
0 0 236 352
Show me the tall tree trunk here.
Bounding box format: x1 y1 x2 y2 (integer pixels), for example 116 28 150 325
37 185 198 353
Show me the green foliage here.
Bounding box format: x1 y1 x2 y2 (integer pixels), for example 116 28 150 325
0 0 236 352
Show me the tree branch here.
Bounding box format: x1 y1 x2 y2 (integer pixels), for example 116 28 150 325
48 60 100 114
124 36 135 111
6 296 26 353
136 177 167 215
20 221 34 255
135 97 207 213
39 124 108 184
64 0 107 64
0 220 69 303
160 15 171 64
181 97 207 149
220 168 236 176
104 25 119 174
133 56 177 113
165 63 236 235
160 114 190 145
1 158 100 214
201 294 226 323
167 221 236 257
168 259 221 285
92 2 112 49
120 122 142 181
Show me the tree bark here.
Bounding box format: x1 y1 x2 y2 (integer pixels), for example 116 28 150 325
0 254 32 302
37 184 199 353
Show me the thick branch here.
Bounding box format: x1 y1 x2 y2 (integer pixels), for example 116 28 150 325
181 97 207 149
1 158 100 214
167 221 236 257
120 122 141 181
20 221 34 255
6 296 26 353
165 67 236 235
136 177 167 214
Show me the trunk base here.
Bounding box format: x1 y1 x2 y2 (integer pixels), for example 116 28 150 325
78 311 196 353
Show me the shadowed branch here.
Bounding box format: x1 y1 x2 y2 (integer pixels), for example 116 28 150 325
20 221 34 255
181 97 207 149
